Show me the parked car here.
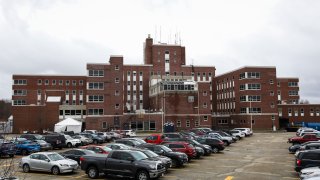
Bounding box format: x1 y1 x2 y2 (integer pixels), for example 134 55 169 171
137 143 188 167
11 138 40 155
72 134 92 145
300 143 320 151
83 130 97 134
145 134 167 144
122 138 146 144
162 141 197 160
196 137 225 153
34 140 52 151
228 130 246 139
63 134 81 148
80 150 165 179
179 131 198 140
122 130 137 137
233 128 253 136
79 133 104 144
182 139 212 156
163 133 183 139
295 149 320 172
0 140 16 157
205 132 233 146
20 134 44 141
81 145 112 154
289 141 320 153
20 152 78 175
96 132 112 142
288 134 320 145
60 149 95 164
105 132 122 140
115 139 141 147
298 129 320 136
105 143 132 150
300 166 320 180
43 134 66 149
189 128 206 136
133 148 172 170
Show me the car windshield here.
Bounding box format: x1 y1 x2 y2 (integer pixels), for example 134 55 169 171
48 153 65 161
160 145 172 152
131 151 148 161
144 150 158 158
65 135 73 140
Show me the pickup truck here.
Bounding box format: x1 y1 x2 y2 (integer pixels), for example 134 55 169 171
288 134 320 144
80 150 166 179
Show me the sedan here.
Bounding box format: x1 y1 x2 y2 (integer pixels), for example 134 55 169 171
20 152 78 175
105 143 132 150
34 140 52 151
80 145 112 154
60 149 95 164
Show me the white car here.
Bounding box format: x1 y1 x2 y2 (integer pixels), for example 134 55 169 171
229 130 246 139
20 152 78 175
300 166 320 179
233 128 253 136
63 135 81 148
123 130 136 137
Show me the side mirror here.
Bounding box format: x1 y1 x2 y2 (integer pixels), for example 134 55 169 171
45 159 50 162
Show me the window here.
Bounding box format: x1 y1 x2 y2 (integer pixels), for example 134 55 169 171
203 102 207 108
203 91 207 96
88 82 104 90
72 90 76 95
13 100 26 105
66 90 69 95
269 79 274 84
239 73 245 80
115 104 120 109
277 82 280 87
240 96 246 102
240 84 245 90
248 95 261 102
59 80 63 85
115 90 120 96
45 80 49 85
195 120 200 127
177 120 181 127
289 90 299 96
37 89 41 95
249 107 262 113
288 108 292 116
204 116 208 121
66 80 70 86
301 108 304 116
14 79 27 85
13 90 27 96
72 100 76 105
79 80 83 86
88 70 104 77
139 72 143 76
270 91 274 96
240 108 247 114
88 109 103 115
72 80 76 86
115 78 120 83
88 95 104 102
271 115 275 121
188 96 194 103
288 82 298 87
37 79 42 85
115 65 119 70
51 80 56 85
270 102 275 108
247 83 261 90
310 108 314 116
186 120 190 127
218 119 228 124
102 122 107 129
247 72 260 79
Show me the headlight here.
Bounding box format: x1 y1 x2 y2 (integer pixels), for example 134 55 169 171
149 164 156 169
60 164 69 167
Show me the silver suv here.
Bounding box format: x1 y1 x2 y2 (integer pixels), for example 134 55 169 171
233 128 253 137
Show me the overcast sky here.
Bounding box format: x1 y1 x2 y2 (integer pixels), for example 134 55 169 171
1 0 320 103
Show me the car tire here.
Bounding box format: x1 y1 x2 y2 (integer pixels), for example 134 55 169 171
67 143 72 148
172 159 178 167
52 166 60 175
136 170 150 180
23 164 30 173
212 147 219 153
21 149 28 156
87 166 99 179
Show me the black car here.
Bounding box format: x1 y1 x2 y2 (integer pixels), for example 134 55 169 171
80 133 104 144
196 137 225 153
0 140 16 158
299 143 320 151
295 149 320 172
289 141 320 153
43 134 66 149
137 143 188 167
60 149 95 164
115 139 141 147
20 134 44 141
133 148 172 170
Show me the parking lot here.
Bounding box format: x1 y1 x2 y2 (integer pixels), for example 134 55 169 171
2 132 299 180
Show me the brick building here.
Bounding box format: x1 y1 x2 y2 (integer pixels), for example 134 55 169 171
11 35 320 133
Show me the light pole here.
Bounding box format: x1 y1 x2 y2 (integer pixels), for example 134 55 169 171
250 101 253 131
161 91 165 133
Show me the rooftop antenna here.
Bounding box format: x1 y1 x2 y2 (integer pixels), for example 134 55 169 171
159 26 162 43
155 25 157 43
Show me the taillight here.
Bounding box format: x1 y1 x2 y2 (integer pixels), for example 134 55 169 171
297 159 301 166
80 157 85 162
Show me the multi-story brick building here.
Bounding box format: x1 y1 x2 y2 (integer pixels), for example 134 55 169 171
11 35 320 133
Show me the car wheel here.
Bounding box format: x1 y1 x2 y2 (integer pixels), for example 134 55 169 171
87 166 99 179
223 141 228 146
21 149 28 156
23 164 30 173
136 170 150 180
93 140 98 144
172 159 178 167
212 147 219 153
52 166 60 175
67 143 72 148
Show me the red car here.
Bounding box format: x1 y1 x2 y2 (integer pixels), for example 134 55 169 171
81 145 112 154
162 141 196 160
144 134 167 144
